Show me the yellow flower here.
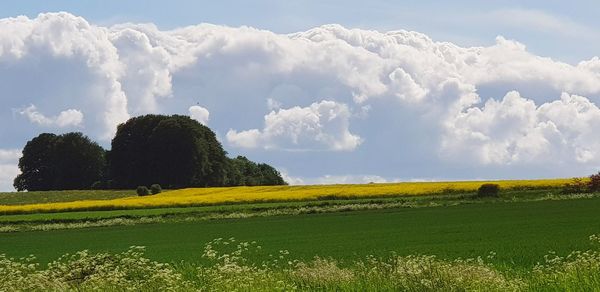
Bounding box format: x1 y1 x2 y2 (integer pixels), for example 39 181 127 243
0 178 571 214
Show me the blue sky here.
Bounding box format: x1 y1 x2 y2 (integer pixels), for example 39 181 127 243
0 1 599 190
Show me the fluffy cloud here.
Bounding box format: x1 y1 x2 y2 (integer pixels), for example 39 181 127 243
278 170 393 185
110 27 173 115
20 105 83 127
2 12 600 190
0 12 129 142
188 105 209 125
0 149 20 191
313 174 389 185
226 100 361 151
442 92 600 165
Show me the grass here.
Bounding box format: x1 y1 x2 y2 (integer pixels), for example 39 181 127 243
5 241 600 291
1 181 599 290
0 190 135 205
0 188 574 227
1 196 600 270
0 178 572 214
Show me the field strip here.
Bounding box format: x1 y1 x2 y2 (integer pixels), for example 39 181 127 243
0 179 571 214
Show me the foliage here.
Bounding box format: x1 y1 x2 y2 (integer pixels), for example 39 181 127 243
477 183 500 198
0 247 187 291
560 173 600 194
13 132 106 191
589 172 600 192
109 114 228 189
562 177 589 194
14 116 285 191
7 236 600 291
136 186 150 196
150 184 162 195
225 156 286 186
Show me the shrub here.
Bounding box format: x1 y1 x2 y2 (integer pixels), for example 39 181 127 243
136 186 150 196
477 184 500 198
150 184 162 195
562 178 589 194
589 172 600 192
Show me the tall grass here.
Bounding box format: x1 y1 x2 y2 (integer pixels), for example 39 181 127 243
3 235 600 291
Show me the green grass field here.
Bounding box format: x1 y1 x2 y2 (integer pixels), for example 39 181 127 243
0 188 560 223
3 186 600 290
0 190 135 205
2 196 600 271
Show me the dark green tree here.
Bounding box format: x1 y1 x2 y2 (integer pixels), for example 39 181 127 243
13 133 58 191
108 115 165 188
52 132 107 190
14 132 106 191
109 114 228 188
225 156 286 186
256 163 287 186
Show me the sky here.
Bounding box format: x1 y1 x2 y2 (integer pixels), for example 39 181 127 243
0 1 600 190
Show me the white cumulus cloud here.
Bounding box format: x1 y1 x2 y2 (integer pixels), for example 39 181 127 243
19 105 84 128
188 105 210 125
226 100 361 151
314 174 390 185
442 91 600 165
2 12 600 190
0 149 20 191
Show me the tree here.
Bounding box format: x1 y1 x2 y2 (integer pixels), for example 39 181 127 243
256 163 287 186
224 156 286 186
52 132 107 190
109 115 228 189
14 132 106 191
108 115 166 189
13 133 58 191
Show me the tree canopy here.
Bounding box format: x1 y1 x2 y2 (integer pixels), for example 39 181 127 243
109 114 228 189
225 156 287 186
14 115 286 191
14 132 106 191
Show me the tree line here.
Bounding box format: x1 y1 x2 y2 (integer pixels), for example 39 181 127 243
14 114 286 191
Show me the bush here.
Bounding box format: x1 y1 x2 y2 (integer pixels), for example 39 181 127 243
150 184 162 195
136 186 150 196
589 172 600 192
477 184 500 198
562 178 589 194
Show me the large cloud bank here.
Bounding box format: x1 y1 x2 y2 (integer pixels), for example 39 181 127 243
1 12 600 190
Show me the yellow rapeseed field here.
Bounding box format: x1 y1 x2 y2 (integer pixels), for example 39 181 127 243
0 179 572 214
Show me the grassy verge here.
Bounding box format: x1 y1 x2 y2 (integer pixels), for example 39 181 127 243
3 235 600 291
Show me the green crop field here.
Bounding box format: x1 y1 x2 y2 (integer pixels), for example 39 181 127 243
3 186 600 290
2 197 600 270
